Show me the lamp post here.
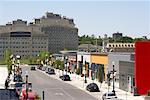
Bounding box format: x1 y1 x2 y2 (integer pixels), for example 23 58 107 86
112 61 115 94
49 55 52 67
65 56 68 75
84 60 87 83
26 74 28 100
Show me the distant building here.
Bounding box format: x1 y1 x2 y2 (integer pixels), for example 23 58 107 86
106 43 135 52
0 12 78 59
112 32 123 41
0 19 48 59
40 12 78 53
78 44 102 52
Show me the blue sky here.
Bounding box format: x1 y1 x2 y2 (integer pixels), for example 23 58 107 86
0 0 149 38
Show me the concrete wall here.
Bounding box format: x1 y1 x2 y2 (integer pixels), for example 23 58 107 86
108 52 133 79
119 61 134 93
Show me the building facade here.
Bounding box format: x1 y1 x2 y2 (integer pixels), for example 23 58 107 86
0 19 48 59
91 53 108 81
108 52 134 79
135 41 150 95
0 12 78 59
112 32 123 41
119 61 134 93
107 43 135 52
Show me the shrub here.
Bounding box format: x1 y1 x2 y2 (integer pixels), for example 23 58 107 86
76 67 80 75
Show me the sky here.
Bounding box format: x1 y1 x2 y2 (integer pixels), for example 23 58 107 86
0 0 149 38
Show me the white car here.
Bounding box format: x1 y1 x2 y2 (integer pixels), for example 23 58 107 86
102 92 117 100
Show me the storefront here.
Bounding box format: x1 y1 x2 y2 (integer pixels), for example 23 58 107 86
77 52 91 78
91 53 108 81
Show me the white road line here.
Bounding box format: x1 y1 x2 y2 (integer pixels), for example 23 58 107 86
60 88 75 100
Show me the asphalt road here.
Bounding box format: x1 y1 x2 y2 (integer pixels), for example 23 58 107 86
22 66 98 100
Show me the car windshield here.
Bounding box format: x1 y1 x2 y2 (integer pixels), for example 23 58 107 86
108 93 115 96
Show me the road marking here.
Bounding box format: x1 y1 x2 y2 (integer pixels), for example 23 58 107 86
54 92 64 96
61 88 75 100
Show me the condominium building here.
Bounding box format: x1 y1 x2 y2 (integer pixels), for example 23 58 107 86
0 12 78 59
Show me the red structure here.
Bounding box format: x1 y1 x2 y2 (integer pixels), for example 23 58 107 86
135 41 150 95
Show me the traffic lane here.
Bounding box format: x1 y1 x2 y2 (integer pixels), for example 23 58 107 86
22 67 98 100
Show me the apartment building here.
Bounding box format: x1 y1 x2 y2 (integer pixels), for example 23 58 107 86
0 12 78 59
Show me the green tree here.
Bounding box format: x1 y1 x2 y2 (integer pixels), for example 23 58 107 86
4 50 12 71
76 67 80 75
97 65 105 83
79 35 103 46
54 60 64 70
120 36 133 43
38 51 52 64
133 38 145 42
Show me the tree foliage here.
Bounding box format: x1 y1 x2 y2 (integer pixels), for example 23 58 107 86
4 50 12 71
79 34 149 44
39 51 52 61
54 60 64 70
97 65 105 83
79 35 103 46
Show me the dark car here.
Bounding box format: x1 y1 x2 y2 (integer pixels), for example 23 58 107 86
102 92 117 100
59 75 71 81
30 66 36 70
86 83 100 92
14 74 23 82
46 68 55 75
37 64 43 70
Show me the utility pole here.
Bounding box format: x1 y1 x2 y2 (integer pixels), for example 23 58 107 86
42 91 45 100
84 60 87 83
26 75 28 100
96 39 98 52
112 64 115 94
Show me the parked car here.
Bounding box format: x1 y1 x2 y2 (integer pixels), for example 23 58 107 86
14 74 23 82
42 66 47 71
59 75 71 81
37 64 43 70
102 92 117 100
86 83 100 92
46 68 55 75
30 66 36 70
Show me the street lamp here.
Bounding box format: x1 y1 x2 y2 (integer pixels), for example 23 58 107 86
26 74 28 100
112 61 115 94
49 55 52 66
65 56 68 75
84 60 87 83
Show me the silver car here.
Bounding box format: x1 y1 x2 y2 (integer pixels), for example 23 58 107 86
102 92 117 100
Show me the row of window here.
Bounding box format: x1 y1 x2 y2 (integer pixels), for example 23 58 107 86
108 44 134 48
0 42 29 44
0 46 47 49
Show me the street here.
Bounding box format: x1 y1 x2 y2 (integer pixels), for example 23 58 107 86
22 66 98 100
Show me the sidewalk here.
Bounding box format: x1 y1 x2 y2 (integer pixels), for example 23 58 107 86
0 65 8 89
53 69 144 100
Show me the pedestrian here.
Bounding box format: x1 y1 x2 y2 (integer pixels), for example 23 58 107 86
5 79 8 89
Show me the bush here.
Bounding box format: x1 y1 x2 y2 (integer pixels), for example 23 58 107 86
76 67 80 75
